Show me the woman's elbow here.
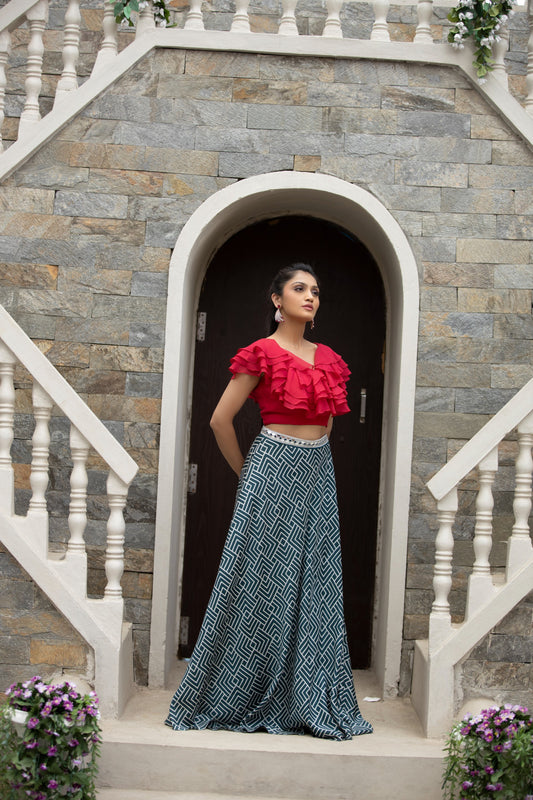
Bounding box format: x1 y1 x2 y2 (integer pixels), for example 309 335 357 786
210 410 227 432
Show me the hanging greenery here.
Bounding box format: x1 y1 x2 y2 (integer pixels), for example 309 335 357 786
447 0 515 80
111 0 172 28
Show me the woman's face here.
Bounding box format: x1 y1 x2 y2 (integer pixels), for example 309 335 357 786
272 270 320 324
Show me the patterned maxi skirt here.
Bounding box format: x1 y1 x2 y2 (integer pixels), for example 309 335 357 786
165 426 373 740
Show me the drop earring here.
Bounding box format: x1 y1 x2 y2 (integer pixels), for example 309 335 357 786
275 306 284 323
310 318 315 330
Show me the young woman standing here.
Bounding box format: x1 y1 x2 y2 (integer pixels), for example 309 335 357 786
165 264 373 740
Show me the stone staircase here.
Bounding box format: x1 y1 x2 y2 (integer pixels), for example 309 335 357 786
96 664 444 800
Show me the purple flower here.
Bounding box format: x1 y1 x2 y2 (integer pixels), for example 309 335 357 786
41 701 53 717
25 741 39 750
68 738 79 747
485 766 494 775
47 780 59 790
461 781 473 789
47 745 58 757
27 717 39 729
486 784 503 792
38 763 47 772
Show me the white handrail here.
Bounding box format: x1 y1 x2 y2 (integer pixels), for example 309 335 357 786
0 0 44 32
0 305 138 485
427 377 533 501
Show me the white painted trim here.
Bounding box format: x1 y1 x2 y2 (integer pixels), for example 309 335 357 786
2 29 533 182
0 306 138 485
149 172 419 699
427 377 533 501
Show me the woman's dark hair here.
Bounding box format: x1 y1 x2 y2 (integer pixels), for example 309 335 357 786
266 263 319 335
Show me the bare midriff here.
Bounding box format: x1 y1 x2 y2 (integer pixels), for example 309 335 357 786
266 423 328 441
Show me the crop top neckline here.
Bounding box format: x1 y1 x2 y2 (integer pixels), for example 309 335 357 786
266 337 318 369
229 337 350 427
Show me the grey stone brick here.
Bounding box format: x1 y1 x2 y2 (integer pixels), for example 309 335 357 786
320 154 395 184
332 60 379 84
82 95 155 122
407 64 470 89
493 314 533 340
131 272 168 298
417 137 491 164
494 265 533 289
112 121 196 150
491 365 533 388
422 312 494 339
169 99 248 128
496 215 533 240
185 50 260 78
92 295 166 322
395 161 468 188
55 318 129 346
17 289 92 318
423 262 494 289
417 237 457 262
145 221 184 249
126 372 163 398
14 313 57 340
306 82 380 108
273 131 345 155
469 164 533 190
412 437 447 463
455 388 515 413
417 336 458 362
219 153 293 178
417 363 490 388
259 55 335 82
13 165 89 190
441 188 515 214
0 635 30 664
0 578 34 609
54 191 128 219
414 412 490 440
324 107 396 134
158 75 233 101
420 286 458 312
195 127 271 154
397 111 470 137
415 387 455 412
492 140 533 166
371 184 440 212
487 634 532 663
456 338 531 363
247 104 322 131
381 86 454 112
344 134 418 158
129 323 165 348
124 598 152 626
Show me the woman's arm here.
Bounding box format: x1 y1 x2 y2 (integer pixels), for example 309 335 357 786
210 373 260 476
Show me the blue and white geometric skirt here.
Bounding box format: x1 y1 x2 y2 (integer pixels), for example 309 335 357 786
165 427 373 740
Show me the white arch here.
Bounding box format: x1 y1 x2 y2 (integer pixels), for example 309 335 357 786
149 172 419 698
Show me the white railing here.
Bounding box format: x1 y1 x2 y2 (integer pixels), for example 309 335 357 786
0 304 138 716
0 0 532 152
413 378 533 737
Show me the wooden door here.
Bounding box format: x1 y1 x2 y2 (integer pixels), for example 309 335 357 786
179 216 385 668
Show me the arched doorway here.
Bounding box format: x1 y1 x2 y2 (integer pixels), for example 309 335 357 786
149 172 419 699
179 216 386 668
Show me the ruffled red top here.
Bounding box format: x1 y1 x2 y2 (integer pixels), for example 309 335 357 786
229 338 350 426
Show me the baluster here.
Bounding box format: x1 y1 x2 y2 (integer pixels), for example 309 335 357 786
104 470 128 598
92 2 118 75
429 487 457 651
278 0 298 35
323 0 343 38
492 24 509 88
414 0 433 43
0 343 16 514
184 0 205 30
507 411 533 577
0 30 11 153
67 425 89 554
54 0 81 107
18 0 48 138
231 0 251 32
525 0 533 115
136 1 156 37
28 381 53 516
371 0 390 41
466 447 498 618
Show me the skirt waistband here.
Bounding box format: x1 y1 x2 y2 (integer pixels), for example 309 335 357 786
261 426 329 448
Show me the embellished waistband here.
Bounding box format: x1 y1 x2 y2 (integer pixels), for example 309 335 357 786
260 426 329 448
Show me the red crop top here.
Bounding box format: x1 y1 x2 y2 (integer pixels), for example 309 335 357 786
229 338 350 426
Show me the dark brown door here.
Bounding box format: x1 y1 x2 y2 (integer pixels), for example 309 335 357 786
179 216 385 669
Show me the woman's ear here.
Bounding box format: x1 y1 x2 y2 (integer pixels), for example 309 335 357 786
271 292 281 308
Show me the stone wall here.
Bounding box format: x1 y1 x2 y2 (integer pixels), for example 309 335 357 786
458 594 533 710
1 0 530 148
0 45 532 693
0 543 93 690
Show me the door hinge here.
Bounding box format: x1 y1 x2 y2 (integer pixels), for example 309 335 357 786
359 388 367 424
196 311 206 341
179 617 189 646
188 463 198 493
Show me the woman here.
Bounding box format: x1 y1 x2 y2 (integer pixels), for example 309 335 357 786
165 263 373 740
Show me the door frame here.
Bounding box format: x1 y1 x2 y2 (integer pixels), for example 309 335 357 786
149 171 420 699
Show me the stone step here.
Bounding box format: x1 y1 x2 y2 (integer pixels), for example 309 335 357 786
97 668 444 800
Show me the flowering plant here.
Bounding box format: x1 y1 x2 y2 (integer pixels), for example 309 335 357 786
3 675 101 800
111 0 172 28
447 0 515 80
442 704 533 799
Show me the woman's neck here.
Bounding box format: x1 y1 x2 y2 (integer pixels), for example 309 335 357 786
272 320 308 349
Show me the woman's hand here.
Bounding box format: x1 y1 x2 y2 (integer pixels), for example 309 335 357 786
210 373 260 476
